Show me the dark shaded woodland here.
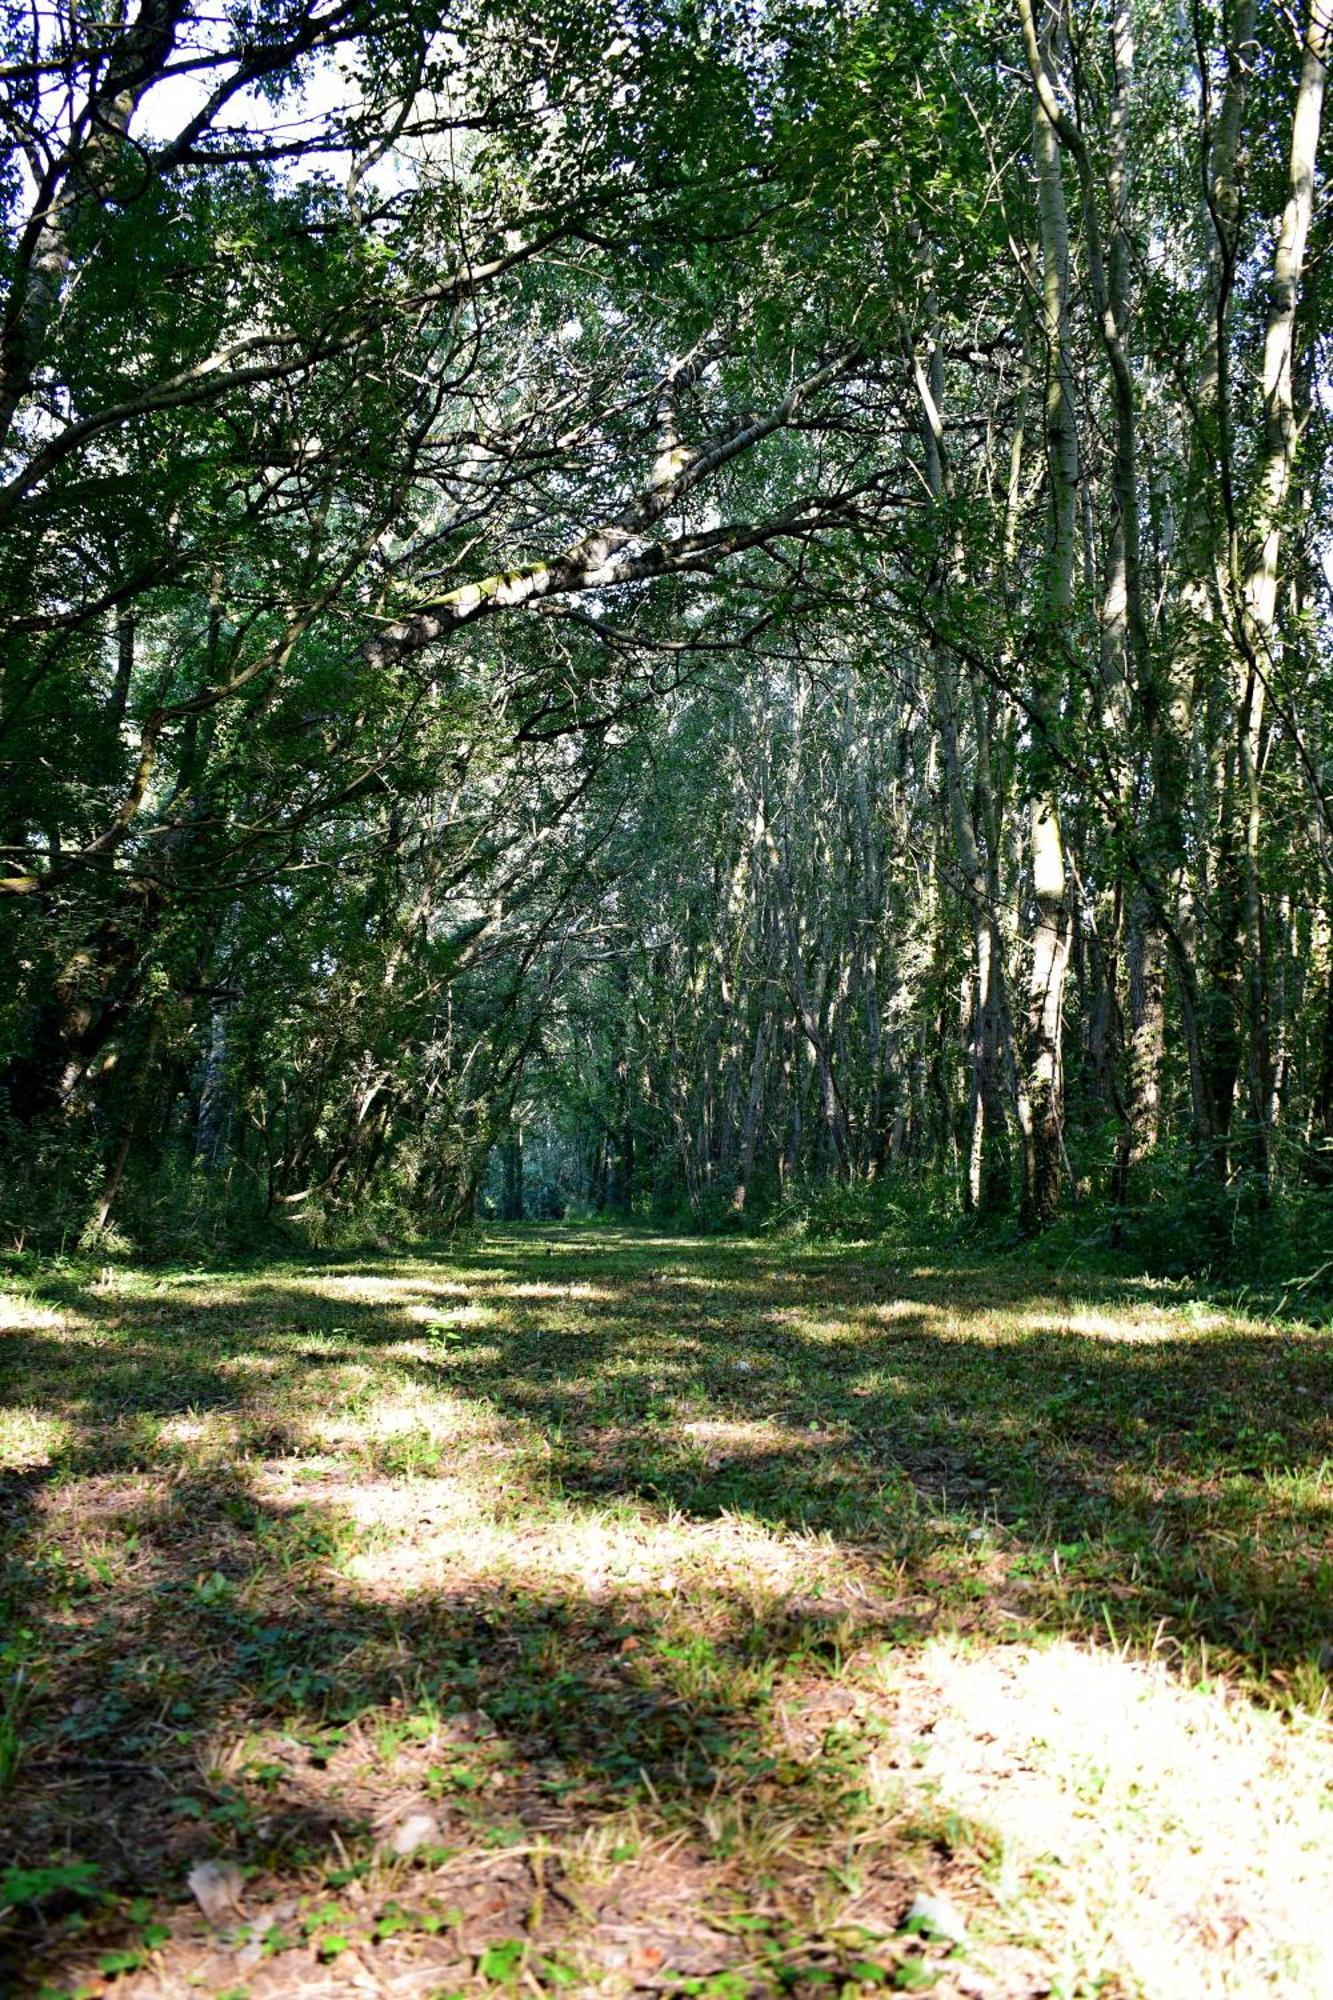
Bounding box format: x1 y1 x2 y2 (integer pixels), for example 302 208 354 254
2 0 1332 1268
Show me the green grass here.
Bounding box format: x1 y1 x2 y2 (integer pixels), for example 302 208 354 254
1 1227 1331 1998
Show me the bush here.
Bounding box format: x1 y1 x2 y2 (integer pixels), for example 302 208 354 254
760 1172 953 1246
0 1114 102 1255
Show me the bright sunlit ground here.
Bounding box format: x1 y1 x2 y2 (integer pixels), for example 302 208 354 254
1 1227 1331 1998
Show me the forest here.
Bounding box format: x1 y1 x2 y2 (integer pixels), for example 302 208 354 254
3 0 1331 1265
3 3 1333 1998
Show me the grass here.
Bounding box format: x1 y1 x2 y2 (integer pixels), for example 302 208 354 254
0 1224 1331 1999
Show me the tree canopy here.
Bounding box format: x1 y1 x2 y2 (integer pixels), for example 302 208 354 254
2 0 1331 1268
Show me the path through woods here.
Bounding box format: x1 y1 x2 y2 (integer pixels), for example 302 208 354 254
2 1230 1332 1997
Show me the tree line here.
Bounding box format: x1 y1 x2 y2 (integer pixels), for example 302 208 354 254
1 0 1330 1265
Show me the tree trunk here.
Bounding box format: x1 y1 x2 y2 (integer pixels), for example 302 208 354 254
500 1128 524 1222
1018 0 1078 1229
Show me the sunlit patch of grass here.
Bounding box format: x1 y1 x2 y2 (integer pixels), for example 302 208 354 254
0 1290 77 1333
0 1408 69 1470
889 1634 1333 1996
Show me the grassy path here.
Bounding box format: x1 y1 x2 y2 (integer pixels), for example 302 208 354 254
2 1227 1331 1998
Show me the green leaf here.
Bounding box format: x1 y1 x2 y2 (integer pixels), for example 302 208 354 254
478 1937 526 1981
1 1863 102 1908
96 1951 143 1976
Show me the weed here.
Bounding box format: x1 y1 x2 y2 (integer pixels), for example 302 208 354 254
0 1668 28 1794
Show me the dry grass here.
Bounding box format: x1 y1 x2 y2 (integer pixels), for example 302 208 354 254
1 1226 1330 1999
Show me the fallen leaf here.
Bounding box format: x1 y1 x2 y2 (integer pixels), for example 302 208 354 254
387 1810 441 1856
901 1890 968 1945
187 1859 245 1924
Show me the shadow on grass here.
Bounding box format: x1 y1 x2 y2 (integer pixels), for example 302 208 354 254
0 1457 920 1992
6 1231 1333 1660
2 1226 1332 1988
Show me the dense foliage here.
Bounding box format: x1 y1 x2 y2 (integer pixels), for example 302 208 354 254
2 0 1331 1271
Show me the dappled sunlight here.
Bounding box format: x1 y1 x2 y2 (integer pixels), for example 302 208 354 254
212 1351 290 1379
998 1305 1259 1343
153 1415 214 1446
681 1416 823 1454
327 1484 861 1605
490 1280 625 1304
892 1636 1333 1997
403 1299 495 1328
0 1289 84 1335
286 1271 473 1308
863 1298 951 1331
0 1407 69 1470
2 1228 1332 1996
304 1387 520 1454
